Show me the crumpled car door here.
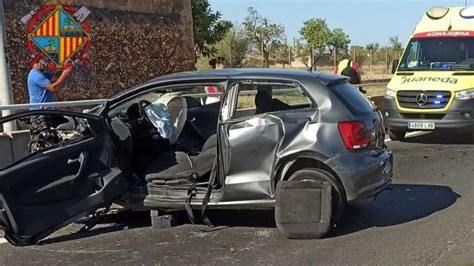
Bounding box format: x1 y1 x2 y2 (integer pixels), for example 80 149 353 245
220 115 284 201
0 110 127 246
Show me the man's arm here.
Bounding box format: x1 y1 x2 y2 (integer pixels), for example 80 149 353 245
45 68 72 93
49 71 60 83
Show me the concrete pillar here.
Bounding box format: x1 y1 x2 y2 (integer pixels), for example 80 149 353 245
0 0 16 132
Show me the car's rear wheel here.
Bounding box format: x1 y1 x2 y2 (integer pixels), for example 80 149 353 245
275 168 346 239
288 168 346 224
388 129 406 141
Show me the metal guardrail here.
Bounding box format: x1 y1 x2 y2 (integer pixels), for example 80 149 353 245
353 82 388 88
0 99 107 111
0 82 389 112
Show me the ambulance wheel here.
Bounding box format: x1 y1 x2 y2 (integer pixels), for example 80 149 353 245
388 129 406 141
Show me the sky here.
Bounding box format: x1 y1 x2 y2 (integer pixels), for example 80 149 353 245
209 0 473 47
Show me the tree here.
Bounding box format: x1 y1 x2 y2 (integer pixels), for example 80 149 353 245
349 45 367 66
299 18 332 70
377 46 392 73
365 43 380 71
192 0 233 59
215 26 251 68
293 39 312 68
328 28 350 67
389 35 403 59
241 55 265 67
243 7 285 68
270 39 292 68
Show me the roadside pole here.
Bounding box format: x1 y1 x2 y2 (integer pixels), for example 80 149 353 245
0 0 16 132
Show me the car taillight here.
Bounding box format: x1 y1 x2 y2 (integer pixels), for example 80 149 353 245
338 121 370 150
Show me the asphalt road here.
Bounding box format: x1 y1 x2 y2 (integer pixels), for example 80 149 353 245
1 131 474 265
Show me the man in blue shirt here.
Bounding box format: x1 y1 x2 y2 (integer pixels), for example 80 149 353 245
27 60 72 104
26 61 72 153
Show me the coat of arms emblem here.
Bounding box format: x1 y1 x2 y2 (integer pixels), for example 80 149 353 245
22 0 91 70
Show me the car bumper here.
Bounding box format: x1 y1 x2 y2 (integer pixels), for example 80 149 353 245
383 97 474 132
326 147 393 203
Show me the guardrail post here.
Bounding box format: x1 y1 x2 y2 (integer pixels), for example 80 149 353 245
0 0 16 132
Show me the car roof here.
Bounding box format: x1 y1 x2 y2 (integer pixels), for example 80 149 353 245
108 69 347 103
146 68 345 86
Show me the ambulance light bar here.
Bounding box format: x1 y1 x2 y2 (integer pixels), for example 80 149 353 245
426 7 449 19
460 6 474 19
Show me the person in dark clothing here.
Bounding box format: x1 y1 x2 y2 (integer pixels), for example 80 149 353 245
335 59 366 94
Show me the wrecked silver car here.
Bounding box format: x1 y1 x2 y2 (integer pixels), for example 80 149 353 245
0 69 393 245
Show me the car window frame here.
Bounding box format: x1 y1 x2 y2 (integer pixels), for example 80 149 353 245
0 110 105 171
105 82 227 118
329 81 376 116
224 79 317 122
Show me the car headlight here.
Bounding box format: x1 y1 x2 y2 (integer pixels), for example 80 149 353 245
455 88 474 100
385 88 396 99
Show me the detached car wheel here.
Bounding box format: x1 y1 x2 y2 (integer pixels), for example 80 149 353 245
275 168 346 239
388 129 406 141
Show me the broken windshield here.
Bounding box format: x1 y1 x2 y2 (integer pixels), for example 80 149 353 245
398 37 474 71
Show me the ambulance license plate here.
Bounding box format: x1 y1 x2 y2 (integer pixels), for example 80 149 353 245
408 122 435 130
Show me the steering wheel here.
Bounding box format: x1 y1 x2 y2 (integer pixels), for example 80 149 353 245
137 100 154 128
137 100 165 141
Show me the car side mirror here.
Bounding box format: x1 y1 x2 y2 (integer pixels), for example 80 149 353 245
391 60 399 74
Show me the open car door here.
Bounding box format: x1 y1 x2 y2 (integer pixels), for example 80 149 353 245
0 110 128 246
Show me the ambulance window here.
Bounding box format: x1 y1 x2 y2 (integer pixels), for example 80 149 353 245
400 38 474 71
405 41 419 68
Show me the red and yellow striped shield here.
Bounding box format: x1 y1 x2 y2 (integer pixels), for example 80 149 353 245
27 6 90 68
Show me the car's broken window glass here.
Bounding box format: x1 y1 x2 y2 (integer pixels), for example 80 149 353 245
272 84 312 107
0 114 93 170
236 85 257 115
233 81 313 119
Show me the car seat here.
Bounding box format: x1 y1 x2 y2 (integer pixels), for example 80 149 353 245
255 90 273 114
165 96 188 144
144 134 218 211
144 134 218 182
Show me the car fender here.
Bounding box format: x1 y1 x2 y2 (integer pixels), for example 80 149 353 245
275 151 331 182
